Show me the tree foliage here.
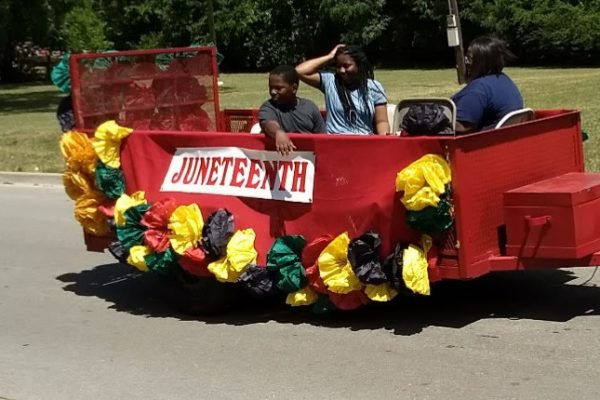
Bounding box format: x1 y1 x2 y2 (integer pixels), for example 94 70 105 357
60 5 112 52
462 0 600 63
320 0 390 45
2 0 600 81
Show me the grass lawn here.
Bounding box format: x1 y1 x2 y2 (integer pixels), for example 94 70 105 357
1 67 599 172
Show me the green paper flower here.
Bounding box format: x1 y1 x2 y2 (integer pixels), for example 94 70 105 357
145 247 179 274
266 235 307 292
116 203 151 250
95 161 125 199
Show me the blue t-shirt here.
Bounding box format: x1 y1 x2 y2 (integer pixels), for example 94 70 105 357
451 73 523 131
319 72 387 135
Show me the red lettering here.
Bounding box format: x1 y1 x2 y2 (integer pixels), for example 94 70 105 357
261 161 279 190
230 158 248 187
171 157 189 184
182 157 199 184
291 161 308 192
245 159 261 189
206 157 222 185
219 157 235 185
194 158 211 184
278 161 294 190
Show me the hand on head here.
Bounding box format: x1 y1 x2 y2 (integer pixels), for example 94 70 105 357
328 44 346 59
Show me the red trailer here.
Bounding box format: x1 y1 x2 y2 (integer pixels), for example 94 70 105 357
63 47 599 313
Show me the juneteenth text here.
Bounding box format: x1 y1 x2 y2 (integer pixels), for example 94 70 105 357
170 156 309 192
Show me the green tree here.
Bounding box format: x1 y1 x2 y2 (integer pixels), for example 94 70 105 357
215 0 389 69
60 5 113 52
462 0 600 63
377 0 451 67
0 0 57 80
320 0 390 45
232 0 322 68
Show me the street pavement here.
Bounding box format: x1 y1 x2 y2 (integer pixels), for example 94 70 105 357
1 183 599 400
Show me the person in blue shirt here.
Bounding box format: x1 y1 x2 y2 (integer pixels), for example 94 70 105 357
296 44 389 135
452 36 524 133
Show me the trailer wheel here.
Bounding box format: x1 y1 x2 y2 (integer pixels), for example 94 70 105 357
158 268 241 315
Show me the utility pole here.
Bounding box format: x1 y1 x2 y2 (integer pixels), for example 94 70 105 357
207 0 217 45
447 0 466 84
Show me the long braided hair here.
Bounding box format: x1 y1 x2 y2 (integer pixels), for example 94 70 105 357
333 45 374 124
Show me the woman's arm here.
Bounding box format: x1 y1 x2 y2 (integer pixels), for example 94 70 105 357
373 104 390 135
296 44 344 89
455 120 476 134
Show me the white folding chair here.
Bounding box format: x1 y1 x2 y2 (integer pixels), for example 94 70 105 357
494 108 534 129
386 103 396 131
392 98 457 134
249 122 262 134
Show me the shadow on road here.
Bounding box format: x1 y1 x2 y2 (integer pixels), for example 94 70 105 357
57 263 600 335
57 263 177 318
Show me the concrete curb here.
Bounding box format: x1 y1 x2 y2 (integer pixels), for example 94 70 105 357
0 171 62 186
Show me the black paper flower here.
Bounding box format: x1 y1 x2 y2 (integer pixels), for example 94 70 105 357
201 209 235 259
348 231 388 284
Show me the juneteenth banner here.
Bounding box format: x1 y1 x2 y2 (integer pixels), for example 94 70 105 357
161 147 315 203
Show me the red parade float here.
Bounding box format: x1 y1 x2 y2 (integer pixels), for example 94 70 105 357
63 46 599 313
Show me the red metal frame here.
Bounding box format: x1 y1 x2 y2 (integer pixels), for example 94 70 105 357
219 109 327 132
80 99 590 281
70 46 220 133
220 108 259 132
84 231 115 252
443 110 583 279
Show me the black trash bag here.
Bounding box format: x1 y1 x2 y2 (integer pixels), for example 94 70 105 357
201 209 234 259
237 264 278 298
57 95 75 132
382 242 408 292
401 103 453 135
108 241 128 263
348 231 388 284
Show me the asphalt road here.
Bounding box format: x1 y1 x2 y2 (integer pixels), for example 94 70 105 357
1 184 599 400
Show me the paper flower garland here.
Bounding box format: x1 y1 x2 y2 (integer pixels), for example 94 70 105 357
61 123 443 314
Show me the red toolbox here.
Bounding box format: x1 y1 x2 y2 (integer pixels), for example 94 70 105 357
503 172 600 259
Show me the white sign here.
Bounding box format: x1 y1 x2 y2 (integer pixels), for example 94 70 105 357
161 147 315 203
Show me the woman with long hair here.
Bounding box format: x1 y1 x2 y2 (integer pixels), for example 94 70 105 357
296 44 389 135
452 36 524 133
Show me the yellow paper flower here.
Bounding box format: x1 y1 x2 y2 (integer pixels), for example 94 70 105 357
402 187 440 211
74 191 109 236
208 229 258 283
63 170 94 200
395 154 451 211
286 286 318 306
114 191 147 227
364 283 398 302
402 235 433 296
60 130 97 175
168 204 204 255
127 245 151 272
317 232 362 294
92 120 133 168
